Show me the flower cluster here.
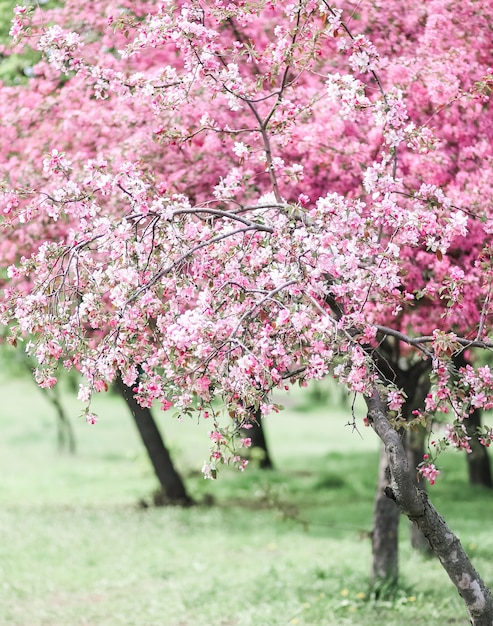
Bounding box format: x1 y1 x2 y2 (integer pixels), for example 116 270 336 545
1 0 493 479
419 457 441 486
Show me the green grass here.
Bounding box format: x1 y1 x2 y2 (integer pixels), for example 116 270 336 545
0 375 492 625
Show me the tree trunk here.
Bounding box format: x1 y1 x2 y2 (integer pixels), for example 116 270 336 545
370 444 399 590
465 407 493 488
48 385 77 454
27 362 76 453
242 408 274 469
370 362 431 585
366 389 493 625
115 376 193 506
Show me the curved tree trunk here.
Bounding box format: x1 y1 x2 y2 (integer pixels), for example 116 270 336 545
115 376 193 506
366 390 493 625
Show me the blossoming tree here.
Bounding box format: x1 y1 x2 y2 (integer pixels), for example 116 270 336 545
2 0 493 622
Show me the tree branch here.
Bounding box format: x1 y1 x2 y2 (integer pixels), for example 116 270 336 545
376 325 493 352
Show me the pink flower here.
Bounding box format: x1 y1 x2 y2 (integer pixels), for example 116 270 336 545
419 463 440 486
298 193 310 206
9 17 23 39
209 430 225 444
77 385 92 403
161 399 173 411
86 413 98 425
93 379 108 392
39 376 57 389
471 392 487 409
387 390 405 412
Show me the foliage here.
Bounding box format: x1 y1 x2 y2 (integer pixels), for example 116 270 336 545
1 0 492 476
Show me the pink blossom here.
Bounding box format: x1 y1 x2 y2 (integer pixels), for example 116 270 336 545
93 380 108 393
387 390 405 412
419 463 440 486
209 431 226 444
77 385 92 403
470 392 487 409
2 0 493 487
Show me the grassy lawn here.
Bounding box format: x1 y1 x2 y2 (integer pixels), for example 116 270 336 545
0 375 492 625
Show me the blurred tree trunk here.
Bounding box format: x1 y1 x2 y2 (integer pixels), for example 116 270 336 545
370 444 399 590
28 365 76 453
115 376 193 506
372 417 434 587
242 407 273 469
453 353 492 488
48 385 77 454
465 407 493 488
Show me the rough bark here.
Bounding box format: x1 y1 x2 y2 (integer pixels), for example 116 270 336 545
370 444 399 590
366 389 493 625
115 376 193 506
